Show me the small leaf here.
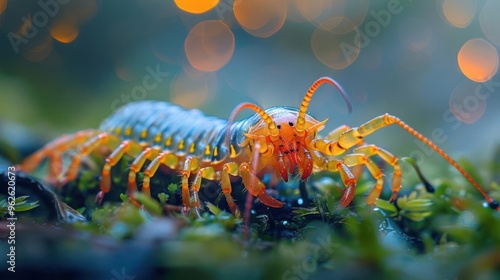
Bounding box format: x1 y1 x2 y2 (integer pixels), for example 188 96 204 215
375 199 398 217
0 196 40 217
292 207 320 217
401 198 433 212
120 193 129 203
168 183 178 193
408 191 417 201
158 193 169 205
397 195 408 209
326 193 337 216
133 192 162 216
15 200 40 212
206 202 222 215
401 211 432 222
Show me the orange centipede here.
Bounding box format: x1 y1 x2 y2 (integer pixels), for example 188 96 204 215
18 77 499 217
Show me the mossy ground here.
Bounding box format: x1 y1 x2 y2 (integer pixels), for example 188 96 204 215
1 151 500 280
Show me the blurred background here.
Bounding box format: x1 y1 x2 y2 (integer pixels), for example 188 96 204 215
0 0 499 179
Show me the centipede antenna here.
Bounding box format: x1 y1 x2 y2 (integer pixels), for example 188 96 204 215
392 117 499 210
296 77 352 133
225 102 279 149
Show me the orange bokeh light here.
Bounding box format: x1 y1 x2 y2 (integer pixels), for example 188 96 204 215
442 0 476 28
49 20 79 43
174 0 219 14
22 35 53 62
449 80 486 124
293 0 367 33
0 0 7 14
184 20 234 72
293 0 335 22
343 0 369 28
171 73 210 109
234 0 287 38
458 38 498 82
311 18 360 69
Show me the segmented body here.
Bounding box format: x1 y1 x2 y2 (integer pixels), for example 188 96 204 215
18 77 499 217
100 101 249 163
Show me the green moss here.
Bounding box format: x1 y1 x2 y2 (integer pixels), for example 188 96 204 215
4 150 500 279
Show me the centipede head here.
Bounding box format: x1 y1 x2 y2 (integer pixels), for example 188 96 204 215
244 107 327 182
228 77 351 182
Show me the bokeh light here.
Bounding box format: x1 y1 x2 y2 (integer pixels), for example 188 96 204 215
171 72 211 109
49 19 79 44
480 0 500 46
457 38 498 82
2 0 499 172
343 0 369 25
293 0 337 22
442 0 476 28
174 0 219 14
114 61 137 81
338 0 369 33
184 20 234 72
114 67 134 81
0 0 7 15
234 0 287 38
66 0 98 24
311 17 360 69
182 63 210 79
293 0 368 33
22 35 53 62
449 80 486 124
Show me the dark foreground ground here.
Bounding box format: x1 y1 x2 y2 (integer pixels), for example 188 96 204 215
1 147 499 280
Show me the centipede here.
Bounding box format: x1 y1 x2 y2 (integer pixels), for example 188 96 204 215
18 77 500 218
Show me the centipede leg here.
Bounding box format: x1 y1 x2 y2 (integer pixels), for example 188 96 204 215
128 147 161 196
328 113 498 208
47 150 63 184
95 140 144 204
342 154 385 205
179 157 200 214
238 162 285 208
190 166 218 217
324 125 351 142
353 145 402 202
18 130 99 184
322 159 358 207
142 151 178 201
220 162 240 216
60 133 120 188
324 125 364 178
